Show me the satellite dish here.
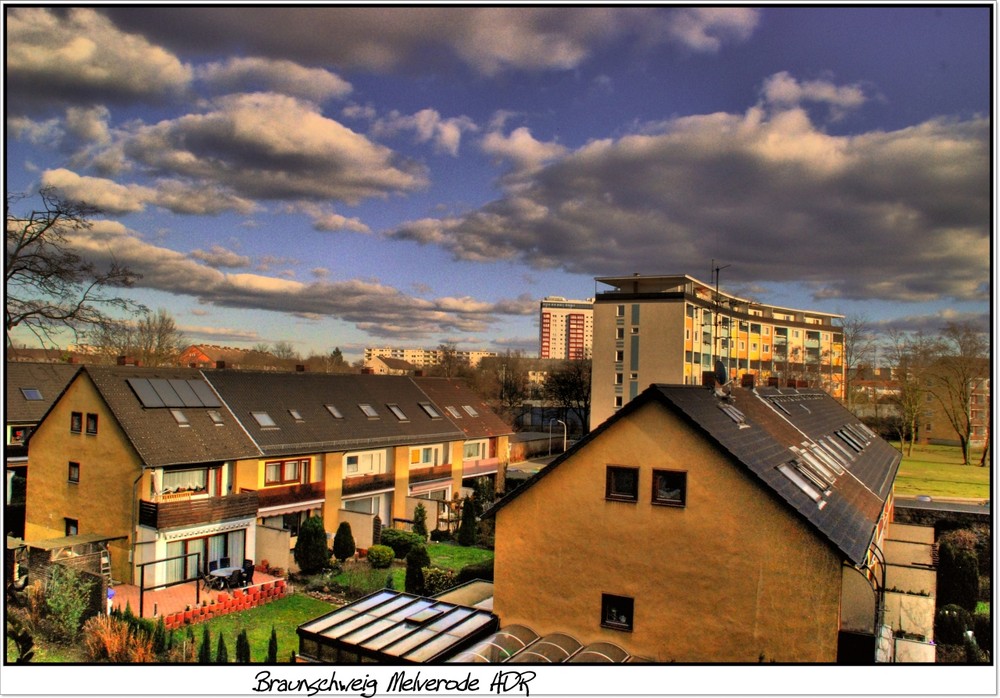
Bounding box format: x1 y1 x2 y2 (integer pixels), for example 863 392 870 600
714 359 727 386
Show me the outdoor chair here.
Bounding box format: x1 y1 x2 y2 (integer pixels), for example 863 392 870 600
203 560 220 589
225 568 244 589
242 561 255 586
220 556 230 569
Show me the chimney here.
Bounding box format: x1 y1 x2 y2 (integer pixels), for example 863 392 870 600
414 369 425 377
216 360 226 370
768 377 780 388
361 367 374 374
741 374 755 388
117 356 137 366
787 379 797 388
296 364 306 372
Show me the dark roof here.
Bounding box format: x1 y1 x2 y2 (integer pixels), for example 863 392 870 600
85 365 260 467
375 356 417 371
412 377 514 440
6 362 80 423
203 371 465 457
488 384 899 567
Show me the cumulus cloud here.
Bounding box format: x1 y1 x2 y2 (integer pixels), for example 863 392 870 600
121 92 427 203
104 7 760 77
761 71 868 120
389 100 989 304
197 56 353 102
6 7 191 111
189 245 252 269
41 168 146 213
371 108 478 156
481 126 568 173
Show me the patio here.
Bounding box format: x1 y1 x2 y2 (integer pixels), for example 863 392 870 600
110 570 285 620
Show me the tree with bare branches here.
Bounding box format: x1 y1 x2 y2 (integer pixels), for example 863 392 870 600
883 328 938 456
928 322 989 465
6 187 142 350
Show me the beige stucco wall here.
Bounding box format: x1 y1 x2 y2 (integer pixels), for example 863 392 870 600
884 540 934 567
884 591 936 640
494 399 843 662
24 373 137 583
886 565 936 597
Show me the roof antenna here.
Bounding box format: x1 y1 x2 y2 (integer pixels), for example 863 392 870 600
713 359 733 399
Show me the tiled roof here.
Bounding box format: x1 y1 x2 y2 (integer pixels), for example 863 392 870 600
85 365 260 467
412 377 514 439
203 371 465 457
6 362 80 423
488 384 899 567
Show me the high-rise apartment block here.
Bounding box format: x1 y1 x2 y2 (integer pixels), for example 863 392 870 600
539 296 594 360
591 274 845 429
364 347 496 368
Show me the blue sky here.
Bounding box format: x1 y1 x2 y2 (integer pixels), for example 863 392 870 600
6 6 992 362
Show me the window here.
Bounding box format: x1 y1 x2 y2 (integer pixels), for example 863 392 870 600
445 406 462 419
601 594 634 632
289 409 304 422
387 404 408 421
411 446 441 467
70 412 83 433
65 518 79 536
9 426 29 445
265 459 305 485
358 403 379 418
463 441 486 460
420 403 442 419
207 410 224 425
614 396 623 408
605 466 638 502
20 388 42 400
616 327 625 340
615 350 624 362
462 405 479 417
162 468 209 494
170 409 190 426
345 450 384 476
251 411 277 428
615 372 623 385
325 404 344 419
68 462 80 483
652 470 686 507
616 305 625 317
86 413 98 435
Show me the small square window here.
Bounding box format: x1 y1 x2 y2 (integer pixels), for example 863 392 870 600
170 409 190 426
20 388 43 400
65 518 79 536
601 593 634 632
652 470 686 507
70 412 83 433
207 410 224 425
325 404 343 419
359 403 379 418
605 466 638 502
387 404 408 421
251 411 277 428
10 426 29 445
85 413 98 435
420 403 442 419
68 462 80 483
289 409 304 421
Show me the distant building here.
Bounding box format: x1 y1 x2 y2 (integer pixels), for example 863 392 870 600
363 356 418 375
591 274 845 429
364 346 496 368
539 296 593 360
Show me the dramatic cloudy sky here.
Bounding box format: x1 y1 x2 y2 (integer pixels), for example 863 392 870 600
6 6 992 360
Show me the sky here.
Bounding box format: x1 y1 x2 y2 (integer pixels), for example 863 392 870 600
5 5 993 362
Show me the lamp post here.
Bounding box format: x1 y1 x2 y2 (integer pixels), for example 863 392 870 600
557 419 567 453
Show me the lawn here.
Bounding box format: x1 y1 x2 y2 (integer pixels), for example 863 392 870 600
891 443 991 500
329 542 494 596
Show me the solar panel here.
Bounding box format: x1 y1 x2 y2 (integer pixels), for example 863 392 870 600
127 378 165 408
148 379 185 407
188 380 221 407
127 377 222 409
168 379 202 407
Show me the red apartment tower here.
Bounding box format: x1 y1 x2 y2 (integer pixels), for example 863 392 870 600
539 297 594 360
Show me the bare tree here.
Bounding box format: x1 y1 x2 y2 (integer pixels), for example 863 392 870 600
432 342 468 378
89 308 186 366
839 314 875 410
928 322 989 465
6 187 143 349
543 359 592 435
271 340 300 361
883 328 938 456
485 350 530 424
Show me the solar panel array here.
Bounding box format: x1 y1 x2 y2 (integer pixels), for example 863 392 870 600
127 378 221 409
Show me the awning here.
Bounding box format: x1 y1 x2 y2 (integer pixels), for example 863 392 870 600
258 499 325 518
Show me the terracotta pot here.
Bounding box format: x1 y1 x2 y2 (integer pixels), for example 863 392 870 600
183 611 193 623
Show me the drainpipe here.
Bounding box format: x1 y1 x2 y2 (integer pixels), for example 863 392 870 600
130 469 144 581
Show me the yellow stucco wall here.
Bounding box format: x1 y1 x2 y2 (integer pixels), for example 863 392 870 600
493 399 843 662
24 373 138 583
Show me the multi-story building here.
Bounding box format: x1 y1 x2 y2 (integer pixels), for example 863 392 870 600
539 296 593 360
21 365 512 586
591 274 845 429
363 347 496 369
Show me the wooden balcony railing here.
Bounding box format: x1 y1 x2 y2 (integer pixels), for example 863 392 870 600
241 481 325 510
342 471 396 496
409 463 452 485
138 491 258 530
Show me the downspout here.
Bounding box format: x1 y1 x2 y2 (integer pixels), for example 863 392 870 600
130 469 144 581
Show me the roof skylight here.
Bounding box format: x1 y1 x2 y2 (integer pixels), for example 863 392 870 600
251 411 277 428
20 388 43 400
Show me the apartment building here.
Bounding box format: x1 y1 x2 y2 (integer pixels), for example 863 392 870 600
539 296 594 360
364 346 496 369
591 274 845 429
21 365 512 586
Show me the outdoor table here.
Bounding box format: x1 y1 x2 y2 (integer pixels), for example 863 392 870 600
209 566 241 589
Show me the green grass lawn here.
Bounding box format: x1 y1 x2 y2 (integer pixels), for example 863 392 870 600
891 443 991 500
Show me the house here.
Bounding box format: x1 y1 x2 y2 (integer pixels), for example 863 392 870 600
21 366 513 586
5 362 80 538
364 355 418 375
486 382 901 663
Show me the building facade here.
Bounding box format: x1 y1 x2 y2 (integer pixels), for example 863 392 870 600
539 296 594 360
363 347 496 368
591 274 845 429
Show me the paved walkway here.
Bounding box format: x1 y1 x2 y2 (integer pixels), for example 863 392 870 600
110 571 282 618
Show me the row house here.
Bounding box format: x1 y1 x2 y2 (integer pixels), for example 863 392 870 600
21 366 512 587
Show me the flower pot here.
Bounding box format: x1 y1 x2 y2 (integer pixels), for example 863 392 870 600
183 611 193 623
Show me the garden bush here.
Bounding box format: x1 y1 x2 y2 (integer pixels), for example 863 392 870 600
367 545 394 569
412 503 429 539
422 567 457 596
381 528 424 559
935 604 973 645
294 516 331 574
938 540 980 613
430 528 453 542
456 558 494 584
974 613 992 655
457 497 477 546
405 545 431 595
333 521 356 562
82 614 155 663
45 565 95 642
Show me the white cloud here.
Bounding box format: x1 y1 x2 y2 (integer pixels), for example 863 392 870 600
189 246 252 269
663 7 760 53
481 126 568 172
197 56 352 102
372 108 478 156
40 168 146 213
761 71 868 120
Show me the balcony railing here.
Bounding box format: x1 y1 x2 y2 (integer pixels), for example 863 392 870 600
409 463 452 484
462 457 501 478
241 481 325 510
138 491 258 530
342 471 396 496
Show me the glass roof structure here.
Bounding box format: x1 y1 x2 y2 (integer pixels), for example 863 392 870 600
448 628 632 664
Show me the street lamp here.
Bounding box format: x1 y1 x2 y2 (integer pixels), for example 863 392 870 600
557 419 567 453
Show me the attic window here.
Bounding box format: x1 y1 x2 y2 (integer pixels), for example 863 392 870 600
251 411 278 428
462 405 479 417
835 430 863 452
20 388 43 400
359 403 379 418
445 406 462 419
387 404 408 421
170 409 190 427
325 404 343 419
207 410 224 425
289 409 304 422
718 402 749 428
777 462 826 507
420 403 442 419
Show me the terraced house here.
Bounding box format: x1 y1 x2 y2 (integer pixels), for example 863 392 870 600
21 365 512 587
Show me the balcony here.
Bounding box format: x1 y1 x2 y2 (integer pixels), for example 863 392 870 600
342 471 396 496
138 492 258 530
242 481 325 510
409 463 453 485
463 457 501 478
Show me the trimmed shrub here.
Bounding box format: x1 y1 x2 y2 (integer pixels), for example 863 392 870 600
935 604 973 645
267 626 278 663
216 634 229 663
457 496 477 546
422 567 457 596
294 516 331 574
938 540 980 613
381 528 424 560
974 613 992 655
430 528 452 542
405 545 431 595
333 521 356 562
236 629 251 664
367 545 394 569
198 626 212 664
412 503 428 539
456 558 494 584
